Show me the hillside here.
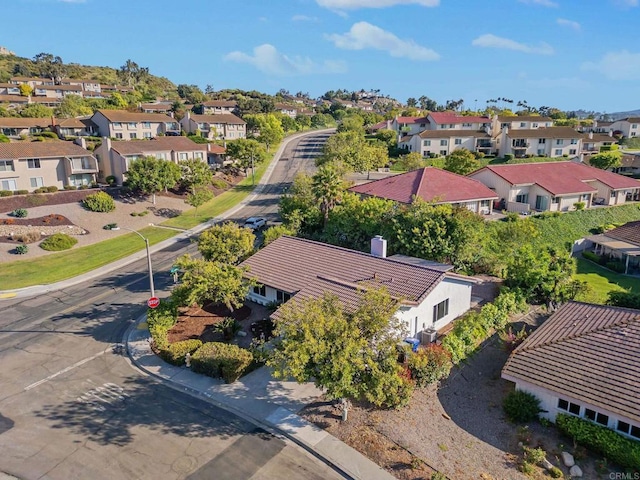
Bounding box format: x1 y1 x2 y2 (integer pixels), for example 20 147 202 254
0 52 177 99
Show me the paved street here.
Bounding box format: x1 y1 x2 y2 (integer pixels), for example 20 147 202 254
0 130 340 479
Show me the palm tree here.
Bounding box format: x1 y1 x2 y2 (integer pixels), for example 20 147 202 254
312 165 343 227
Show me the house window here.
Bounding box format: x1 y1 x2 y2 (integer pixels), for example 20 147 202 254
0 160 14 172
143 132 152 139
440 140 448 146
480 200 490 207
179 153 188 160
556 139 564 145
440 150 447 156
276 290 291 303
515 193 529 204
462 123 472 128
195 152 203 160
632 124 638 129
538 138 546 144
611 190 617 198
617 421 640 439
552 197 559 204
115 133 123 139
455 138 462 145
557 398 581 416
569 149 577 155
253 285 266 297
113 122 122 128
130 133 137 139
582 194 590 201
555 149 562 156
584 408 609 426
0 179 17 190
433 299 449 324
532 123 538 128
423 140 431 146
520 122 526 127
127 122 137 129
27 159 41 169
570 139 577 144
537 149 545 156
142 122 151 128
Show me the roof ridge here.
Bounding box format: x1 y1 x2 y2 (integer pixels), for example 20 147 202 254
414 167 429 203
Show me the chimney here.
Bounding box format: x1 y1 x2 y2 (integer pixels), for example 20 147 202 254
609 129 613 137
74 137 87 149
186 111 191 120
371 235 387 258
50 115 56 127
588 131 593 139
103 136 112 150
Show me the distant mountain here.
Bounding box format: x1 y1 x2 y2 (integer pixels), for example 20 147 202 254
603 109 640 121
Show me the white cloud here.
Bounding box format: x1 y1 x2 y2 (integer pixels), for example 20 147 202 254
556 18 580 30
292 14 318 21
224 44 346 76
582 50 640 80
518 0 558 6
316 0 438 9
612 0 638 6
471 34 554 55
326 22 440 61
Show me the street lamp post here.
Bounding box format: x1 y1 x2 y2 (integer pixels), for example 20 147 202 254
121 227 155 298
251 154 255 186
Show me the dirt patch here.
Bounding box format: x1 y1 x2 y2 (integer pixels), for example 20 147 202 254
168 303 252 345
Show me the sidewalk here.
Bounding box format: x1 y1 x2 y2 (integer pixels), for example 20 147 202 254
0 128 333 300
127 318 396 480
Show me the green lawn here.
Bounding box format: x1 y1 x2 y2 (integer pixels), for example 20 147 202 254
0 226 176 290
574 257 640 304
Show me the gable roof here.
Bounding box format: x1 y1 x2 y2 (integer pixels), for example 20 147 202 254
241 236 465 309
0 94 29 104
189 113 246 125
473 162 640 194
497 115 553 123
0 117 51 128
583 133 615 143
0 141 94 159
429 112 491 125
94 110 175 123
505 126 581 139
349 167 498 204
395 116 430 125
110 137 208 155
502 301 640 423
202 100 238 108
605 220 640 247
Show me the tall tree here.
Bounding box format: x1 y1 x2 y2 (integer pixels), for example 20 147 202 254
19 104 54 118
312 164 345 227
179 158 213 194
56 95 92 118
444 148 481 175
589 150 622 170
197 222 255 264
126 156 181 204
295 114 311 131
256 113 284 150
33 53 65 83
118 59 149 87
224 138 268 176
177 84 206 105
185 186 213 215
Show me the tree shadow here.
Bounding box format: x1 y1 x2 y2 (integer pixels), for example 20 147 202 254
32 376 253 447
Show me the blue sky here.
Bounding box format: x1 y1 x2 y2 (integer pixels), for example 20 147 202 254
5 0 640 113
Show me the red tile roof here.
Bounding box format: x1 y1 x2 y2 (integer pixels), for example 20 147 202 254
429 112 491 125
473 162 640 195
349 167 498 204
396 116 429 124
502 301 640 423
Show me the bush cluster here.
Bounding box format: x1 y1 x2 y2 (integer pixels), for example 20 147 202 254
556 413 640 469
11 208 27 218
14 244 28 254
407 344 453 387
442 289 527 364
503 390 542 423
14 231 41 243
607 291 640 309
191 342 253 383
33 186 59 194
160 339 202 366
0 191 12 197
82 191 115 212
40 233 78 251
14 189 28 195
105 175 117 186
147 300 179 351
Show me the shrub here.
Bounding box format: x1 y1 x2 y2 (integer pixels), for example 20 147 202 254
14 231 41 243
147 300 178 350
523 446 546 465
11 208 27 218
211 178 227 189
213 317 242 341
82 191 115 212
556 413 640 469
499 326 528 352
606 261 626 273
161 339 203 366
504 154 515 161
548 466 563 478
607 291 640 309
0 191 12 197
64 185 77 190
503 390 542 423
581 251 602 263
39 131 58 139
105 175 117 186
573 202 586 211
407 344 453 387
47 186 58 192
32 136 45 142
14 244 28 254
14 189 28 195
40 233 78 251
78 184 89 190
34 187 48 194
191 342 253 383
103 223 118 230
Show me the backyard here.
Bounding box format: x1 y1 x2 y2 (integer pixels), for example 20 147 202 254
574 257 640 304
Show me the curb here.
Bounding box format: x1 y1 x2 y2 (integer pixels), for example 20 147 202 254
122 315 353 480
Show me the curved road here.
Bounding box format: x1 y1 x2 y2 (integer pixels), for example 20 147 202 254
0 130 335 480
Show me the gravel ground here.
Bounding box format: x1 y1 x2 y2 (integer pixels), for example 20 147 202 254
0 194 188 262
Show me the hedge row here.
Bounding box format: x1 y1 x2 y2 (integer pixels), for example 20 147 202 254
442 289 528 364
556 414 640 469
191 342 253 383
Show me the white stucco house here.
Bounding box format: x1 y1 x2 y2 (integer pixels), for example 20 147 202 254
240 235 477 340
502 301 640 441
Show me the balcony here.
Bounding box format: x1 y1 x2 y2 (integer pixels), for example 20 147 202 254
512 140 529 148
65 156 99 175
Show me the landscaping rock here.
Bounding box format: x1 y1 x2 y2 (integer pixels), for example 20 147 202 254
561 451 575 467
541 458 554 470
569 465 583 477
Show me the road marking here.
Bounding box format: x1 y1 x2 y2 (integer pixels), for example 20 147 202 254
24 350 107 391
0 293 17 299
76 383 128 412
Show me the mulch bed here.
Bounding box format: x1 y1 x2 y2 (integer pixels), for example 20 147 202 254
0 214 77 244
0 189 101 212
167 303 251 344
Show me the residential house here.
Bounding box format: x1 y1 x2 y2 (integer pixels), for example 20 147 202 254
240 235 477 338
427 112 492 132
200 100 239 115
390 116 431 137
607 117 640 138
349 167 498 214
53 117 97 138
499 126 582 158
140 102 173 114
0 117 51 138
399 129 495 157
0 95 29 108
94 136 219 185
90 110 180 139
493 115 553 132
9 77 54 88
581 131 616 157
33 84 84 99
611 153 640 177
502 301 640 441
469 161 640 213
180 112 246 140
0 141 98 191
585 220 640 274
0 83 21 96
591 120 614 134
274 103 298 118
366 120 392 134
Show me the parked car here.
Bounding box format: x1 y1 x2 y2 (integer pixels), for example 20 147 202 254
243 217 267 230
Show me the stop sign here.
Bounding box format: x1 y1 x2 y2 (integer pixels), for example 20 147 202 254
147 297 160 309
